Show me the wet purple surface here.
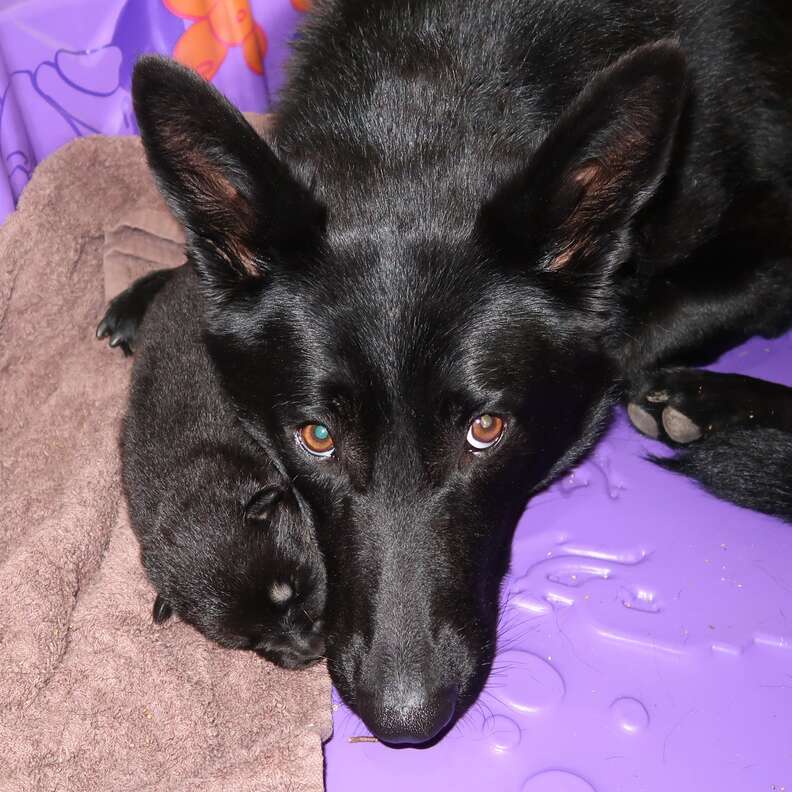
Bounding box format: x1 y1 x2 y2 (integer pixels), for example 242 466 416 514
325 331 792 791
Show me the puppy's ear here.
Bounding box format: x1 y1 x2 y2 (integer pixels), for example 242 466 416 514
244 486 284 525
132 56 325 288
152 594 173 625
478 40 686 280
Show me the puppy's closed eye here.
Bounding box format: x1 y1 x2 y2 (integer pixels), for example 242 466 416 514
244 486 284 525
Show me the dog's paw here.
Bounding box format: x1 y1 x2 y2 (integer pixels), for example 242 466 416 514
627 368 763 445
97 268 176 355
96 286 152 356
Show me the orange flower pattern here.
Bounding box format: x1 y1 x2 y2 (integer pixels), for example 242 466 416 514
165 0 268 80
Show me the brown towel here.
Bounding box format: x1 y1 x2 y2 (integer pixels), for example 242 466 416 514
102 207 186 301
0 123 331 792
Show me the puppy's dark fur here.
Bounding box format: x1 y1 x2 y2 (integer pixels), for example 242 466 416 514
100 266 326 669
131 0 792 742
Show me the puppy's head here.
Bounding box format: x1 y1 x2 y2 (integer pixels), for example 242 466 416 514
144 479 326 670
132 44 685 741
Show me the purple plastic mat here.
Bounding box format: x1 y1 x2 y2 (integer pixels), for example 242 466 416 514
3 5 790 789
325 330 792 791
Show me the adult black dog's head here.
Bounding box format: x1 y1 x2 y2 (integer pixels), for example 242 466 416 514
132 43 685 743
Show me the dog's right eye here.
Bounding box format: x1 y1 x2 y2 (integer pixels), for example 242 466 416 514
297 423 335 458
466 414 505 451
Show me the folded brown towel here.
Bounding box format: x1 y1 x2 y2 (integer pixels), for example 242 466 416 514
0 122 331 792
102 207 186 302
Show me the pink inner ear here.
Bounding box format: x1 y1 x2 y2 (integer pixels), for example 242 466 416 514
173 142 262 278
545 160 606 271
547 245 577 271
573 161 603 189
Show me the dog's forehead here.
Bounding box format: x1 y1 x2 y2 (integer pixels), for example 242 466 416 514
284 236 556 409
316 241 479 348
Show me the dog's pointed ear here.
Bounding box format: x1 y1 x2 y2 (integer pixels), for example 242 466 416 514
132 56 325 287
478 41 687 278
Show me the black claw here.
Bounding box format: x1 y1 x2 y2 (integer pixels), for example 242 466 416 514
96 319 109 339
152 594 173 625
109 332 123 348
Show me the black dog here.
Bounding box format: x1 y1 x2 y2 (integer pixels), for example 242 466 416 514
130 0 792 743
98 266 326 669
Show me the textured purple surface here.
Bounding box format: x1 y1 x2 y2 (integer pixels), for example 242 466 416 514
325 330 792 791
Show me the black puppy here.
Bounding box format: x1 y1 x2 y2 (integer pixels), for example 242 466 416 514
130 0 792 743
98 266 326 669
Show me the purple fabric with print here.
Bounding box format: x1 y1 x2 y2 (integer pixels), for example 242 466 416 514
3 4 789 790
0 0 306 221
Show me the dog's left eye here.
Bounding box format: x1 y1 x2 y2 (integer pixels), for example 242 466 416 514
466 414 505 451
297 423 335 457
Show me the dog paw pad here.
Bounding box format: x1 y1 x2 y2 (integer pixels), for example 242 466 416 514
627 403 660 438
661 406 703 443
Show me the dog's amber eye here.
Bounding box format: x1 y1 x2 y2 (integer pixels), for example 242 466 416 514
466 414 504 451
298 423 335 457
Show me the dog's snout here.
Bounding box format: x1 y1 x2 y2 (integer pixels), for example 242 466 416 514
353 628 460 744
335 528 474 743
357 678 457 745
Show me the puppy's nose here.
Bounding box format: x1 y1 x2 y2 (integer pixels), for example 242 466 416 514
357 681 457 745
255 628 325 670
301 627 326 659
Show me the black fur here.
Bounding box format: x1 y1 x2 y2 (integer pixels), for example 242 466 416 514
656 428 792 523
97 269 174 356
629 368 792 522
131 0 792 742
100 266 326 670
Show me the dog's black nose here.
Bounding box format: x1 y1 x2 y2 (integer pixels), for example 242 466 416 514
357 682 457 745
